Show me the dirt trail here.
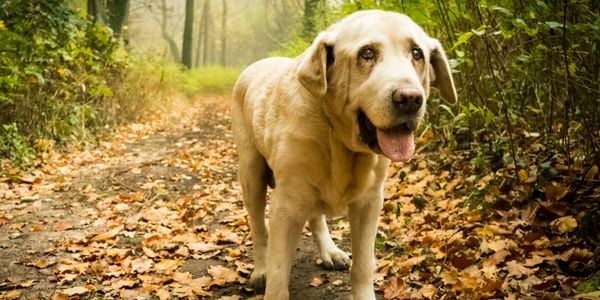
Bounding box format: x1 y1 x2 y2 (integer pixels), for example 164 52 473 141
0 96 358 299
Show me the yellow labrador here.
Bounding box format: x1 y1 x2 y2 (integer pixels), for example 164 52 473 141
231 10 456 299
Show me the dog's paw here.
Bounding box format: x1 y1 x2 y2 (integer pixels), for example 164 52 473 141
320 248 351 270
248 271 266 291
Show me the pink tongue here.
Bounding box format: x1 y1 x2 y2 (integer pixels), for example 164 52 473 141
376 127 415 162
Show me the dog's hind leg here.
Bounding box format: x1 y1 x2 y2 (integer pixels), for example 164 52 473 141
308 214 350 270
237 147 269 290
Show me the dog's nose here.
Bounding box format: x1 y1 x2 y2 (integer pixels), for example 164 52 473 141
392 88 423 113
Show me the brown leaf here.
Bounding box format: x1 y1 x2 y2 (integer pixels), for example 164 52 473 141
91 225 124 242
52 222 72 232
30 223 45 232
28 258 57 269
483 249 511 267
207 265 238 286
131 257 154 274
187 242 221 253
383 277 405 300
506 260 537 278
51 293 69 300
397 255 427 271
111 278 137 290
308 273 328 287
156 288 170 300
154 259 179 274
62 285 91 296
173 271 193 284
544 182 569 202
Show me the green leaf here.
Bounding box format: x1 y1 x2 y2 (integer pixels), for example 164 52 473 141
491 6 513 16
471 25 487 36
452 31 473 50
545 21 563 29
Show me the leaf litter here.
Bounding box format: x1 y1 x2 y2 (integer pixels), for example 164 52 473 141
0 95 598 299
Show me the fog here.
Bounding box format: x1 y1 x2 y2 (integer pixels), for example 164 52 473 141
126 0 306 67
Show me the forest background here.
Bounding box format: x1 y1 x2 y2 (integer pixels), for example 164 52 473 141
0 0 599 298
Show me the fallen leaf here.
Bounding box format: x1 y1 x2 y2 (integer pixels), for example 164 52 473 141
28 258 57 269
173 271 193 284
551 215 577 233
111 278 137 290
131 257 154 274
544 182 569 202
309 273 328 287
207 265 238 286
52 222 72 232
154 259 179 274
63 285 90 296
91 225 124 242
506 260 537 278
3 290 21 300
383 277 405 299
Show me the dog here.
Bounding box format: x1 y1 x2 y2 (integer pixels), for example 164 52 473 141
231 10 457 299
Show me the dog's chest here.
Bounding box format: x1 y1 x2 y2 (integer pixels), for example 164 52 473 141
319 152 383 216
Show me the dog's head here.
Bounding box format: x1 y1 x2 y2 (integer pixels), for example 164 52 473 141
297 10 457 162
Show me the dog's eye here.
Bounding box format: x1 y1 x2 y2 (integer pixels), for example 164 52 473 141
359 47 376 60
412 47 423 60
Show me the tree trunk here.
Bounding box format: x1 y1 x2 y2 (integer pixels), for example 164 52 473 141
160 0 180 63
220 0 227 66
105 0 130 36
202 0 212 66
87 0 101 22
302 0 320 40
182 0 195 69
195 0 205 68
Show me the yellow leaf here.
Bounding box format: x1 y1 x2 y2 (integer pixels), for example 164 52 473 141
518 169 528 182
4 290 21 300
551 215 578 233
154 259 179 273
0 20 6 31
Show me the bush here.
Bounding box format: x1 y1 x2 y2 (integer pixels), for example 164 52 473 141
0 0 172 169
0 0 123 143
299 1 600 181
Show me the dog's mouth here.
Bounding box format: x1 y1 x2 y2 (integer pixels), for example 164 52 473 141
358 111 415 162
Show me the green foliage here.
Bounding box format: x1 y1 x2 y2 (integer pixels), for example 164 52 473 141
0 0 168 169
0 123 34 167
577 271 600 293
181 66 241 95
296 0 600 182
0 0 122 144
137 60 241 96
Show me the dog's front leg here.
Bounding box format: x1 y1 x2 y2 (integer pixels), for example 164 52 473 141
264 187 310 300
348 195 383 300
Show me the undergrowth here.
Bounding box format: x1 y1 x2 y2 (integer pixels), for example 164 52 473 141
0 1 239 171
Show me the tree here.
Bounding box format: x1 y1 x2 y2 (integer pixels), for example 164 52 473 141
220 0 227 66
105 0 130 36
87 0 101 22
201 0 212 66
182 0 195 69
160 0 180 62
302 0 320 40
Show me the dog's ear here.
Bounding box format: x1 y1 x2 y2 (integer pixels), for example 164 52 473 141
429 38 457 104
297 32 334 98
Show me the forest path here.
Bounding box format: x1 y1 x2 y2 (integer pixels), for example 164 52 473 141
0 95 356 299
1 95 597 300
